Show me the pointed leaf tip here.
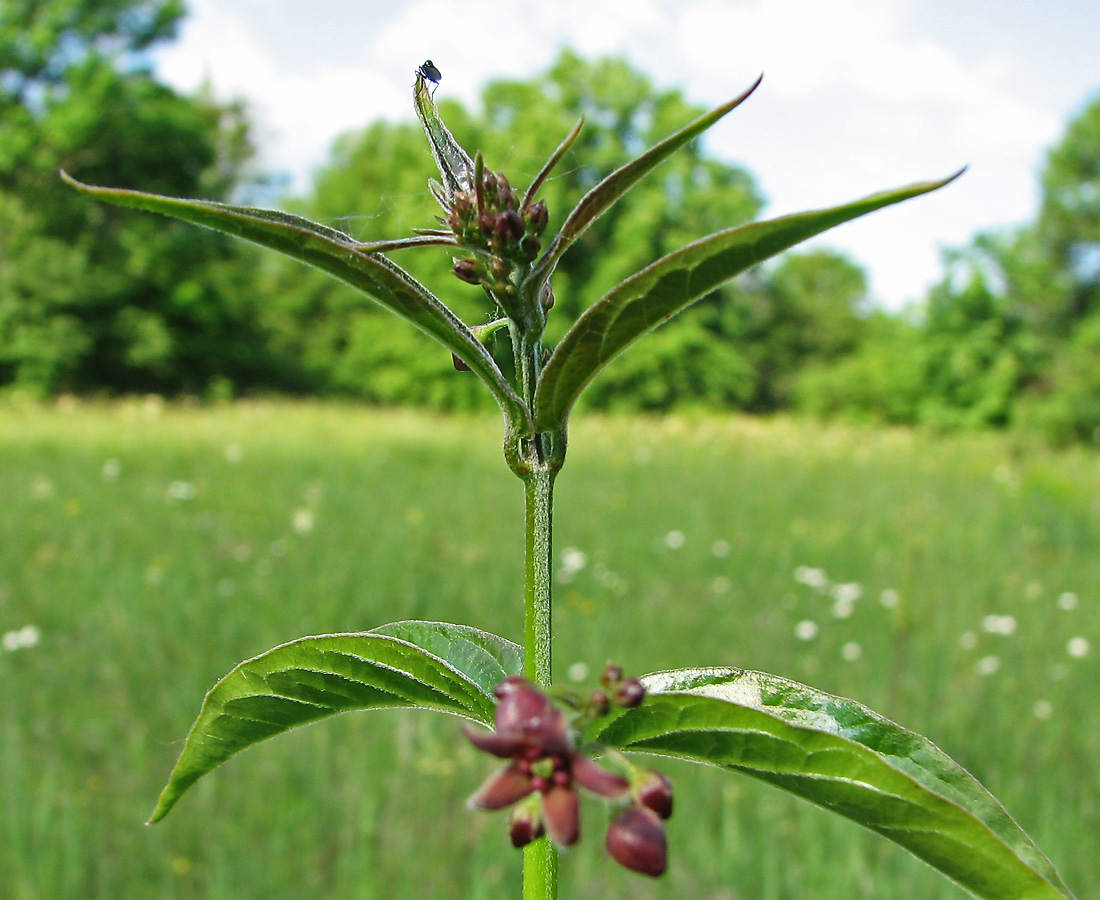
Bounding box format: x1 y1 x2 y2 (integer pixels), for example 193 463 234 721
588 667 1074 900
149 624 521 823
61 172 529 434
534 169 965 432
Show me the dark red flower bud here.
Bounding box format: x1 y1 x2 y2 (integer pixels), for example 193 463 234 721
614 677 646 708
453 258 482 285
606 807 667 877
508 798 544 848
587 688 610 716
494 209 525 243
634 769 673 820
600 663 623 687
525 200 549 234
520 235 541 260
452 192 474 217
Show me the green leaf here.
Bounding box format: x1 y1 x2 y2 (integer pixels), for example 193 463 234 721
587 667 1074 900
369 620 523 695
60 172 530 434
534 170 964 432
413 72 475 203
149 624 520 824
529 77 762 288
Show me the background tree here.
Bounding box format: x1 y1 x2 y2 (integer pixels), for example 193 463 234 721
0 0 290 395
797 87 1100 441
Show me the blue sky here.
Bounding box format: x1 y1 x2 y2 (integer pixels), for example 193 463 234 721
153 0 1100 309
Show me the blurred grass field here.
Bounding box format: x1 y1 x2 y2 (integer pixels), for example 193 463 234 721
1 399 1097 900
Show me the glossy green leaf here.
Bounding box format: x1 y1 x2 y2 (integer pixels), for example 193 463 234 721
534 170 963 432
586 667 1074 900
149 624 520 824
60 172 529 433
369 620 523 695
529 77 762 288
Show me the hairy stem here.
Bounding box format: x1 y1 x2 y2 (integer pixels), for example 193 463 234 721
523 466 554 685
513 306 558 898
520 466 557 898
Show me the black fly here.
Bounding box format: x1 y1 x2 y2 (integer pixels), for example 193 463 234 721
417 60 441 96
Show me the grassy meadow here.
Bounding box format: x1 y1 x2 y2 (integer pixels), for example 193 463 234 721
1 399 1097 900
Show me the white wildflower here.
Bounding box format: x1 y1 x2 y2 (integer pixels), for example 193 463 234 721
794 620 820 641
1067 637 1091 658
975 655 1001 676
794 567 828 589
830 583 862 603
981 615 1017 636
663 530 686 550
831 599 855 619
1 625 40 652
292 508 315 535
166 481 197 501
560 547 588 573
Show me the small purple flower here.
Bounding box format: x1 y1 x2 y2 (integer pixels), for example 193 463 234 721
465 676 628 847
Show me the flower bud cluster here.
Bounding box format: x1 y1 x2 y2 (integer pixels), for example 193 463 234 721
465 671 673 877
448 169 548 303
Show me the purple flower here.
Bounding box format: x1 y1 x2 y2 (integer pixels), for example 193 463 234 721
465 676 628 847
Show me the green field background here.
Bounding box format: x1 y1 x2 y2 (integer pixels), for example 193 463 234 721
2 401 1096 899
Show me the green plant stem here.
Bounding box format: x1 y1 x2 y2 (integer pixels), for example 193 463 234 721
522 465 554 687
521 466 558 899
514 307 559 898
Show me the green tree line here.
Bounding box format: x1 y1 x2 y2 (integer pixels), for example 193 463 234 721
2 0 1098 441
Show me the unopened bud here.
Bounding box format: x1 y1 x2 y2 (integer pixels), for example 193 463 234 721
634 769 673 820
606 807 667 877
482 172 499 199
600 663 623 687
526 200 549 234
452 193 474 217
494 209 525 243
520 235 541 260
615 677 646 708
508 796 544 848
454 258 482 285
587 688 610 716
